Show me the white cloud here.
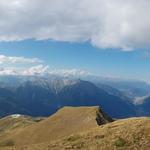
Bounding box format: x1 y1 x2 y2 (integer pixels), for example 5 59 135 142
0 0 150 50
0 67 17 75
0 55 42 64
0 66 91 77
0 54 47 75
48 69 92 77
22 65 49 75
0 65 49 75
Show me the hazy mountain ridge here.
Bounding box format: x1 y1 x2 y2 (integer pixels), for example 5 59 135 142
0 76 137 118
0 75 149 118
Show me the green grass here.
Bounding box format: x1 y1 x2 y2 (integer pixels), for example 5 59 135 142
66 134 82 142
0 139 15 147
115 137 127 148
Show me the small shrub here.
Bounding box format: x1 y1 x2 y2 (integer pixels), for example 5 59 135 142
94 134 105 139
71 141 84 149
133 136 140 144
115 137 126 147
66 135 81 142
0 139 15 147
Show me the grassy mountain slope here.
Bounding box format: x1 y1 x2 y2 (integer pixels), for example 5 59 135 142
0 106 112 147
46 117 149 150
0 107 149 150
0 115 39 147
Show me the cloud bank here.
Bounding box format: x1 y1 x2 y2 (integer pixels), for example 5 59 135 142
48 69 92 77
22 65 49 76
0 55 47 75
0 54 90 76
0 55 42 64
0 65 49 76
0 66 91 77
0 0 150 50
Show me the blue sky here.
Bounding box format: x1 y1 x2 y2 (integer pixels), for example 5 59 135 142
1 0 150 82
1 40 150 82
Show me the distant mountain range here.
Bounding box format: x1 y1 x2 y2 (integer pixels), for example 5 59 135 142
0 75 150 118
